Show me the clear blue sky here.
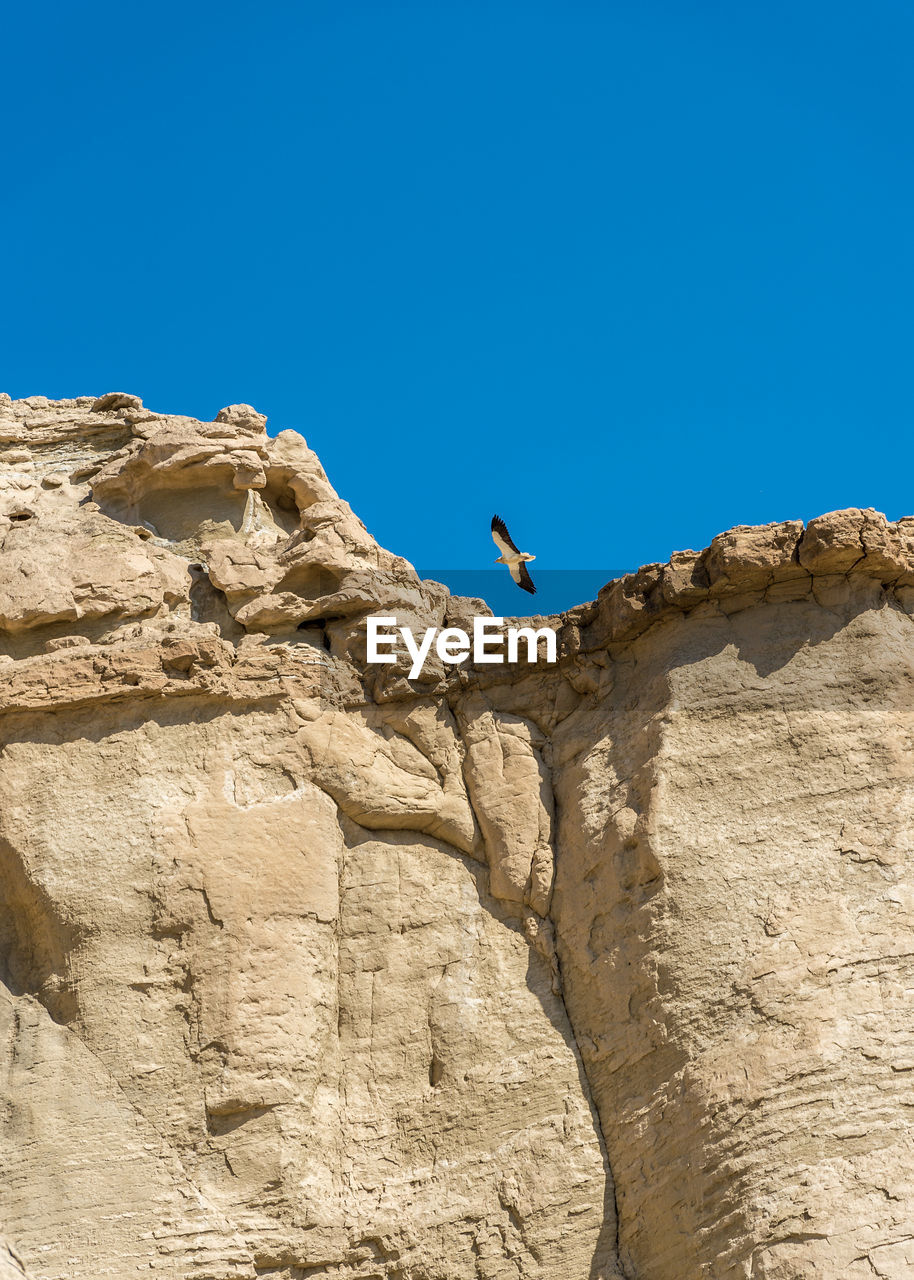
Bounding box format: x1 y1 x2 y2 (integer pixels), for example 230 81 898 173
2 1 912 589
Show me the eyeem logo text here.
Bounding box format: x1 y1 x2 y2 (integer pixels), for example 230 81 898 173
367 616 557 680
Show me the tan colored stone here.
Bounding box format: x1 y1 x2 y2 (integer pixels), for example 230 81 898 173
707 517 805 591
91 391 143 412
458 692 554 910
552 598 914 1279
214 402 268 433
659 548 709 605
0 1242 30 1280
0 504 188 635
3 396 914 1279
799 507 869 573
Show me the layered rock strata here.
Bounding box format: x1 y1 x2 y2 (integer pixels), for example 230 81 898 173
0 392 913 1279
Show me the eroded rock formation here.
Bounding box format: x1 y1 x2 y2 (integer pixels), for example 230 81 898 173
1 392 913 1279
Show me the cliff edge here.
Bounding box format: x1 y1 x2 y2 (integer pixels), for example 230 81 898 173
1 393 913 1280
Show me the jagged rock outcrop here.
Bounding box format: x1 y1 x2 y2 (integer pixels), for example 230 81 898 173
1 393 913 1279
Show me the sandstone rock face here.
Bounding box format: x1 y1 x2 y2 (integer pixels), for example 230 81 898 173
1 394 913 1279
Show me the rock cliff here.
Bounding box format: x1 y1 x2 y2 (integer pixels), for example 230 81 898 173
1 393 913 1280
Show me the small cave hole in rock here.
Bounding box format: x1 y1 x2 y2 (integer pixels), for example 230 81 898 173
429 1056 444 1087
9 511 34 522
298 615 345 652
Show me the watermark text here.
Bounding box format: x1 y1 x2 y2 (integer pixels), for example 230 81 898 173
367 616 557 679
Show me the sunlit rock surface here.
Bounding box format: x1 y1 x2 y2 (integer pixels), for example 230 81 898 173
1 392 913 1279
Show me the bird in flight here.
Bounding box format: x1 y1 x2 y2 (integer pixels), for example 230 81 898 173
491 514 537 595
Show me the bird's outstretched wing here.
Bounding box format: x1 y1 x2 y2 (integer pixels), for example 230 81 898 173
491 514 520 556
517 561 536 595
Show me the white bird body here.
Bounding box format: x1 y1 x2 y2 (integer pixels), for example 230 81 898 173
491 515 537 594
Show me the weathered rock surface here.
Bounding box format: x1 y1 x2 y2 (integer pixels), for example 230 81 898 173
1 393 913 1278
